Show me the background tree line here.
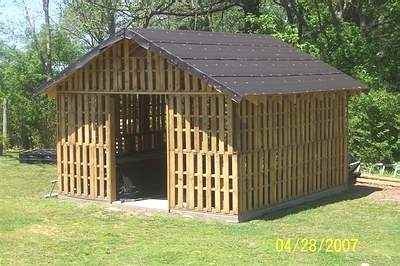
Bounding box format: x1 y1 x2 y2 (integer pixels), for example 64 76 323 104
0 0 399 163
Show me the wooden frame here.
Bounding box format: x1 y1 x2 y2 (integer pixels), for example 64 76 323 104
54 39 349 219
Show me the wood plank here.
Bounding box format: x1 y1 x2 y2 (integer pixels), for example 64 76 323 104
124 41 130 91
59 94 66 194
197 153 203 211
131 46 138 90
56 95 62 194
76 94 83 195
193 96 200 152
232 153 238 214
215 154 221 212
83 95 89 196
105 95 116 201
270 96 277 205
223 153 230 213
158 56 165 91
205 153 212 211
253 99 260 209
90 94 97 198
297 95 304 196
187 152 195 209
139 58 146 91
201 94 209 152
68 94 76 195
98 95 105 198
184 95 191 151
176 95 184 207
168 96 176 208
210 96 217 152
147 51 153 91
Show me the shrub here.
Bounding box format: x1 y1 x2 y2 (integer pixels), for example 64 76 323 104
348 89 400 163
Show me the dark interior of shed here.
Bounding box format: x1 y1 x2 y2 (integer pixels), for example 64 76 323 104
114 94 167 202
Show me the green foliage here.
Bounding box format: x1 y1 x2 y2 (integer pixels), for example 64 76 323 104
0 28 83 149
349 90 400 163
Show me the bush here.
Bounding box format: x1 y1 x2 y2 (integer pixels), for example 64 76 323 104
348 89 400 163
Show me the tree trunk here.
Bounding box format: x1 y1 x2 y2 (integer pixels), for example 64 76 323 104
42 0 52 79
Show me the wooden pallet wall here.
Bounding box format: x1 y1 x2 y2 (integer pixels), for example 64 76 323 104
236 92 347 213
56 93 116 201
115 94 166 155
56 40 219 95
166 93 238 215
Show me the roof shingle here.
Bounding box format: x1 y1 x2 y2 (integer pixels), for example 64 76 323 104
38 28 366 101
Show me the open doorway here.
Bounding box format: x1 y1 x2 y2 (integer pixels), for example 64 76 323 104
114 94 167 210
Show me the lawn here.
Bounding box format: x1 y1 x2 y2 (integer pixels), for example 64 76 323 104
0 153 399 265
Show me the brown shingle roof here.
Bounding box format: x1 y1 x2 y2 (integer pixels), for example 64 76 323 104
38 28 366 101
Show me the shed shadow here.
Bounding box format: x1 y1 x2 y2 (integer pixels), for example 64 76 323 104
256 184 382 221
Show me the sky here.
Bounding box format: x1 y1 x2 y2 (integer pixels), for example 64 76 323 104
0 0 60 46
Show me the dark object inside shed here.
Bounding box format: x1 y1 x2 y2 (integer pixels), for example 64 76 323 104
19 149 56 164
117 152 166 202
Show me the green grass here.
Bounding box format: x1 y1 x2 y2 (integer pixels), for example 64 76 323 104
0 153 399 265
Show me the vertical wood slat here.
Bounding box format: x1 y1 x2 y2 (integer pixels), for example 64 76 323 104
58 94 65 194
63 93 68 193
210 96 217 210
98 96 105 198
83 95 90 196
56 95 62 193
105 95 116 201
147 50 153 91
68 94 76 195
90 95 97 198
176 95 184 207
76 94 82 195
168 96 176 209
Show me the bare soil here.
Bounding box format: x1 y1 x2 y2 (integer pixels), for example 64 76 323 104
369 187 400 203
357 182 400 203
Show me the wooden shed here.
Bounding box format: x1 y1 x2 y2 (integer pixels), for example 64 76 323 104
38 28 365 222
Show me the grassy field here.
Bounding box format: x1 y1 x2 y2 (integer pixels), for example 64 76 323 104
0 153 399 265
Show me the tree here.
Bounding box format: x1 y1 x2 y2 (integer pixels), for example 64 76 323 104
42 0 52 79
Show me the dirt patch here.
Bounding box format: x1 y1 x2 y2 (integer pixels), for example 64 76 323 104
364 185 400 203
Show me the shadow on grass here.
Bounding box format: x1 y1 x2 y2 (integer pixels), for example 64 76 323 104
1 153 56 171
258 184 382 221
